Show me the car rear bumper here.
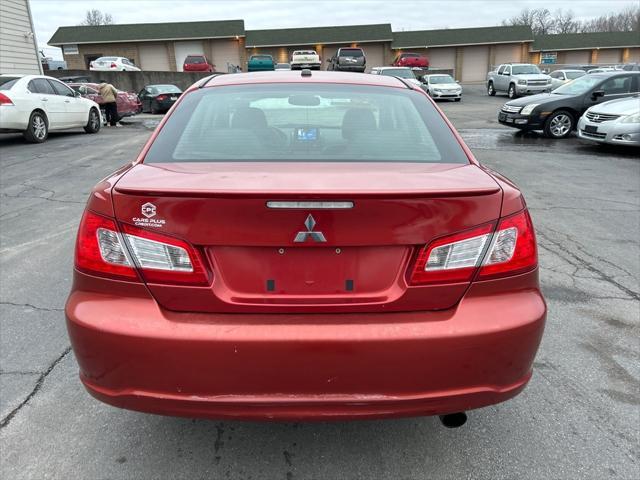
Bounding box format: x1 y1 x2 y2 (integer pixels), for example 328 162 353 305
335 65 366 72
291 63 321 69
66 269 546 421
0 106 28 131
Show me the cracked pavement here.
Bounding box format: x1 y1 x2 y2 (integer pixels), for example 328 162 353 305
1 85 638 479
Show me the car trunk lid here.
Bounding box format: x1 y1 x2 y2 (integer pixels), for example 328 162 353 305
113 162 502 313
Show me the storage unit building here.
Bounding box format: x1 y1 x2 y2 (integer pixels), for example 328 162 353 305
245 24 393 72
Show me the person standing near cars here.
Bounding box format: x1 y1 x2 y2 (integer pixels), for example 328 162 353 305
98 80 121 127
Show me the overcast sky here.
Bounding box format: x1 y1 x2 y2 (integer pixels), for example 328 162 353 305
32 0 635 59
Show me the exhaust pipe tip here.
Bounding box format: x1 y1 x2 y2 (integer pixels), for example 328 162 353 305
439 412 467 428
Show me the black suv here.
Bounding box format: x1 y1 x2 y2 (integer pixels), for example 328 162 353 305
498 72 639 138
327 48 366 72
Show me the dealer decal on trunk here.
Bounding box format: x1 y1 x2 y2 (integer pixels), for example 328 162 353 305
133 202 166 228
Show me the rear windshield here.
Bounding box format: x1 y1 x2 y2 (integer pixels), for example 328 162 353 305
0 77 20 90
144 84 469 164
379 69 416 79
339 49 363 57
402 54 421 58
97 57 118 61
294 51 316 55
185 56 205 64
251 55 273 60
153 85 182 93
566 71 586 80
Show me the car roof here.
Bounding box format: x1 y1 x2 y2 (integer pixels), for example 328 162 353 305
589 71 640 78
373 66 411 70
202 71 409 88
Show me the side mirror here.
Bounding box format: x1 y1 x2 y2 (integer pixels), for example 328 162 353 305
456 80 460 84
74 90 81 97
326 58 331 63
591 89 605 100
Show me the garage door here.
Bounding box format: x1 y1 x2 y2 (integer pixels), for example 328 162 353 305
362 43 384 71
494 44 522 66
461 45 489 82
427 47 455 69
174 41 204 71
563 50 590 65
598 48 621 64
211 39 241 72
139 43 169 71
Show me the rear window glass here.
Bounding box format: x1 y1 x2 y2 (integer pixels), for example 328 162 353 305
153 85 182 93
294 51 316 55
402 54 420 58
340 49 364 57
379 69 416 79
144 84 469 164
97 57 118 61
185 56 205 64
0 77 19 90
566 71 586 80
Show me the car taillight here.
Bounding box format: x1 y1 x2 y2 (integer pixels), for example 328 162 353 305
409 209 537 285
75 210 209 285
0 93 14 105
156 95 166 101
111 62 117 68
478 209 537 280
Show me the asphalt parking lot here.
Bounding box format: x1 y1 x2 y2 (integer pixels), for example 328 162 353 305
1 84 638 480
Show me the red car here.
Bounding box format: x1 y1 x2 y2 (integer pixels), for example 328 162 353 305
66 71 546 425
183 54 215 72
69 83 141 118
393 53 430 68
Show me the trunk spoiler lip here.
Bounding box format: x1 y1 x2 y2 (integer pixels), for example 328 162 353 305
113 186 500 198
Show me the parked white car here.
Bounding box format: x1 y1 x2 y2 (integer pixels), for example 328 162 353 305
90 56 141 71
422 74 463 101
0 74 101 143
578 95 640 146
290 50 321 70
370 67 422 87
549 69 586 90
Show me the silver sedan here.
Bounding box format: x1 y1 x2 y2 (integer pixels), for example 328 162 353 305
578 95 640 146
549 69 586 90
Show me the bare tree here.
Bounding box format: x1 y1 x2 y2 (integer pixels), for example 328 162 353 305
502 4 639 34
553 9 579 34
532 9 555 35
80 9 113 26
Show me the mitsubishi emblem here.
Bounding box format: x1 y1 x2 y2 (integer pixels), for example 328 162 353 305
294 214 326 243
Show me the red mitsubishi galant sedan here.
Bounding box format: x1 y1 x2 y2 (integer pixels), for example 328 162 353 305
66 71 546 426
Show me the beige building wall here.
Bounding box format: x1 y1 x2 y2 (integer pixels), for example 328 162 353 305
596 48 622 64
0 0 42 74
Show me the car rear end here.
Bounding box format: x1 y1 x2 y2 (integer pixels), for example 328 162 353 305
248 56 275 72
0 75 29 132
183 55 212 72
152 86 182 112
396 54 429 68
116 91 142 117
90 57 119 71
66 72 546 421
336 49 366 72
291 51 321 70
